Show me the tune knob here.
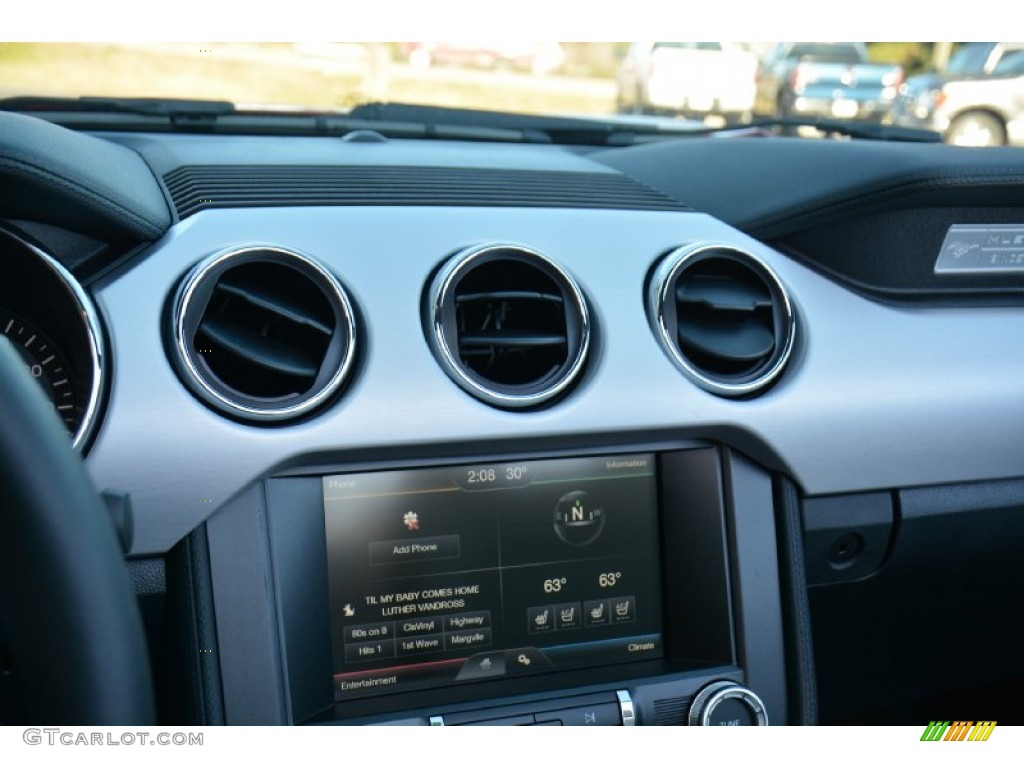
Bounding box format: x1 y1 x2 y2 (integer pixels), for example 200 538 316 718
688 681 768 726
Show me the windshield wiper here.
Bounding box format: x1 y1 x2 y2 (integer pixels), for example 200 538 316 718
349 103 943 143
1 96 942 144
345 102 699 145
1 95 587 143
0 95 236 126
715 116 942 143
3 96 677 145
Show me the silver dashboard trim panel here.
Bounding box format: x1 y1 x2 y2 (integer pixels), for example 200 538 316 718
85 207 1024 554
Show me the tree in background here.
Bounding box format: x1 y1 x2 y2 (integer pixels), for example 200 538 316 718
867 43 960 75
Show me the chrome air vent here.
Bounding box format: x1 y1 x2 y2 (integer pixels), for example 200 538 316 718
648 244 795 397
426 244 590 409
172 246 356 422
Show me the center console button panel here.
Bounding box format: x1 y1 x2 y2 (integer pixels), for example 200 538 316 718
431 690 631 726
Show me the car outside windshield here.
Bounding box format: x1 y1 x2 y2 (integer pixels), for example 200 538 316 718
0 41 968 116
0 41 1019 147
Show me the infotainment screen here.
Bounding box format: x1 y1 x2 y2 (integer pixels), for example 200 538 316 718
323 453 664 701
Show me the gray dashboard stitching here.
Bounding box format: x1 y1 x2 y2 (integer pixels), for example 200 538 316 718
0 156 166 237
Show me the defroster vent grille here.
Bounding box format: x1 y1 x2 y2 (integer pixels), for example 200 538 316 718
163 165 688 218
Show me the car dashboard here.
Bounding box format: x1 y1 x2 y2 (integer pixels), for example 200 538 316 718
1 111 1023 726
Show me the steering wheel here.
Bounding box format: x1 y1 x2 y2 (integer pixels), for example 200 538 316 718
0 337 154 724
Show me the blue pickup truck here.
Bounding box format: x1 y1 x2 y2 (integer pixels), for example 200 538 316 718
754 42 904 124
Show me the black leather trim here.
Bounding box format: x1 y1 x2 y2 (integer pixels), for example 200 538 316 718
594 137 1024 239
162 525 225 726
774 475 818 725
0 337 154 724
0 112 171 241
775 205 1024 303
128 557 167 596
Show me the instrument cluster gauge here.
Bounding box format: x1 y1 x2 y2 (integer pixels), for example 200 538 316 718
1 310 83 436
0 227 105 450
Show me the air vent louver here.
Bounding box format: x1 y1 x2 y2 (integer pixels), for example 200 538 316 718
649 244 795 397
427 245 589 408
172 247 356 422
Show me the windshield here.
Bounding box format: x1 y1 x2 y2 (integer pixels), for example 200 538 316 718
786 42 863 63
653 42 724 52
993 49 1024 76
0 42 1015 146
944 42 993 75
0 41 945 115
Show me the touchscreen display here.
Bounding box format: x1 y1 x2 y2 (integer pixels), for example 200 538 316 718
323 453 663 700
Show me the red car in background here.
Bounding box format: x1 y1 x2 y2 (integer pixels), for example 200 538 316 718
402 42 566 76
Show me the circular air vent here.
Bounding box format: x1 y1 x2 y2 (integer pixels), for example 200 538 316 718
648 243 795 397
171 246 356 422
426 244 590 408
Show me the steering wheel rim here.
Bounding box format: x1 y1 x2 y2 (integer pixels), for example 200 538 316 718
0 337 154 724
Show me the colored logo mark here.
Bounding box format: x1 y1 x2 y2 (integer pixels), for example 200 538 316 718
920 721 996 742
